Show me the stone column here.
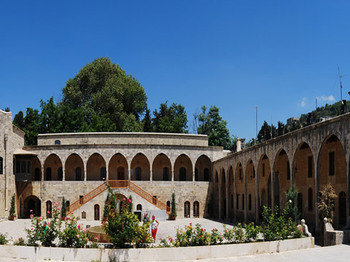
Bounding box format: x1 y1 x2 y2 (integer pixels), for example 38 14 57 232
150 167 153 183
218 175 221 219
244 171 248 222
255 167 259 224
225 172 229 220
271 171 275 213
84 161 87 181
192 166 195 182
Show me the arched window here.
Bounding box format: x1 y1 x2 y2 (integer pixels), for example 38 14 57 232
308 188 313 211
297 193 303 216
195 168 198 181
184 201 190 218
75 167 82 181
248 194 252 211
35 168 40 181
135 167 141 181
46 201 52 218
193 201 199 218
339 192 346 225
0 156 3 174
54 140 61 145
100 167 106 181
82 211 86 219
94 204 100 220
204 168 210 181
166 201 170 208
136 204 142 211
180 167 186 181
58 167 63 181
163 167 169 181
117 167 124 180
46 168 52 181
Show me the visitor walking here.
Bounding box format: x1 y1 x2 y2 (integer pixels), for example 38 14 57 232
151 215 159 242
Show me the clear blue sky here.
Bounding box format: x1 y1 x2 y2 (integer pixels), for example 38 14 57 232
1 1 350 140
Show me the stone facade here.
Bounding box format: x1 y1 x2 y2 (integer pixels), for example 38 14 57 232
1 109 349 233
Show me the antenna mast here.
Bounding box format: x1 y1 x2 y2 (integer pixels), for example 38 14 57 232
338 65 343 101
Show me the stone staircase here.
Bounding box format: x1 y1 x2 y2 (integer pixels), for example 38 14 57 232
66 180 170 215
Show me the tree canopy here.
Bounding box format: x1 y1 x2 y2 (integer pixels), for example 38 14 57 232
197 106 233 150
152 101 188 133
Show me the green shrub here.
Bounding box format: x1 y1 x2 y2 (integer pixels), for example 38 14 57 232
14 237 25 246
59 214 89 248
244 223 260 242
0 234 8 245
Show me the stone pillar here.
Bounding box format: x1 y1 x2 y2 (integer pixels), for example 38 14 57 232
271 171 275 213
171 166 174 183
84 160 87 181
192 166 196 182
244 171 248 222
106 165 109 180
255 168 259 224
218 176 221 219
150 167 153 183
62 165 65 182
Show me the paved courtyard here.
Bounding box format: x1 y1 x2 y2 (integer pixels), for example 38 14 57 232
0 218 349 261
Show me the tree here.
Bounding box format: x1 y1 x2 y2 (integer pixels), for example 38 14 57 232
197 106 233 150
61 197 67 219
318 183 337 222
152 101 188 133
284 186 300 224
142 107 152 132
9 194 15 220
257 121 277 142
62 57 147 132
170 192 177 220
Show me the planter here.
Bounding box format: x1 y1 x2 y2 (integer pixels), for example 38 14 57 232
8 216 15 221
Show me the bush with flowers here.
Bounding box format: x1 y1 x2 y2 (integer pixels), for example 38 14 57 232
26 203 62 247
59 214 89 248
14 237 25 246
103 185 152 248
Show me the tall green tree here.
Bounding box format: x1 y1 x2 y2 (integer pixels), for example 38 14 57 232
257 121 277 142
62 57 147 132
197 106 233 150
152 101 188 133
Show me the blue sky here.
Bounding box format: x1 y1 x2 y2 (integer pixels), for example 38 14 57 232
1 1 350 140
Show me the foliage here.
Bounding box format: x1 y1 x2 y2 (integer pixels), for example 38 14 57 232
9 194 15 219
14 237 25 246
59 214 89 248
0 234 8 245
142 107 152 132
171 223 210 247
284 186 300 224
152 101 188 133
103 186 151 247
244 223 261 242
103 189 111 220
318 183 337 222
257 121 277 142
197 105 233 150
26 203 62 247
261 206 299 241
170 192 177 219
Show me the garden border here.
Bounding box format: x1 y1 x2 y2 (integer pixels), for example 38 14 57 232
0 237 314 261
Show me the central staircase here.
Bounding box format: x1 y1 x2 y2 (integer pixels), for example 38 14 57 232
66 180 170 215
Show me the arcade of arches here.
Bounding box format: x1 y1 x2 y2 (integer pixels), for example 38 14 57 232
213 134 349 232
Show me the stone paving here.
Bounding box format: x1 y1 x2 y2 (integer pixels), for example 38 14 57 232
0 218 350 261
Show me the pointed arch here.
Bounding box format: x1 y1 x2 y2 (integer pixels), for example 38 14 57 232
131 153 150 181
174 154 193 181
44 154 63 181
65 153 84 181
109 153 128 180
194 155 212 181
152 153 171 181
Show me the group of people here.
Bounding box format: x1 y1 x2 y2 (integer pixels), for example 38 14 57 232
143 212 159 242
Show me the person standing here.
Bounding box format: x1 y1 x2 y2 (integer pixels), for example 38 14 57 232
151 215 159 242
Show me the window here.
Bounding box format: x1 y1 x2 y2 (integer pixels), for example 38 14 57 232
58 167 63 181
82 211 86 219
100 167 106 180
0 157 3 174
180 167 186 181
21 161 26 173
204 168 210 181
137 204 142 211
16 161 20 174
163 167 169 181
135 167 141 180
248 194 252 211
184 201 190 218
236 194 239 210
329 151 335 176
94 205 100 220
195 168 198 181
34 168 40 181
193 201 199 218
242 194 245 210
308 188 313 211
54 140 61 145
308 156 313 178
46 167 52 181
286 161 290 180
262 163 265 177
76 167 82 181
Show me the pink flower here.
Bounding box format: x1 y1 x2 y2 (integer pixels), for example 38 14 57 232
78 225 81 229
30 227 33 231
123 198 126 201
39 216 42 220
94 236 99 240
170 238 173 243
189 223 192 226
83 229 86 233
58 207 61 211
85 237 89 241
47 210 50 214
77 234 80 238
66 217 70 220
48 221 50 226
225 229 228 233
55 202 59 206
30 214 33 219
30 209 33 213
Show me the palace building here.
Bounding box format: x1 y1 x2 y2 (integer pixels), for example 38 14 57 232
1 109 349 232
